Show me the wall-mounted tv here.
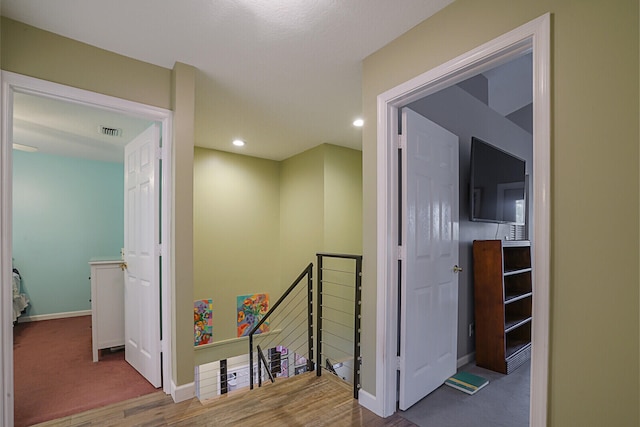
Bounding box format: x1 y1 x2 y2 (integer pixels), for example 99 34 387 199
470 137 526 225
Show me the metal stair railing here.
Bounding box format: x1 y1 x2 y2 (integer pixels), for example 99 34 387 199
316 253 363 399
248 263 314 390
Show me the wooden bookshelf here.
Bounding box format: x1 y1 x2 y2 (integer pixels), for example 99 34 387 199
473 240 532 374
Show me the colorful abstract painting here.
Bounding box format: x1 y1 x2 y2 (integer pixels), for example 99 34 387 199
237 293 269 337
194 299 213 346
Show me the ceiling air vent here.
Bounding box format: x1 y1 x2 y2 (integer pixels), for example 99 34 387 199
99 126 122 137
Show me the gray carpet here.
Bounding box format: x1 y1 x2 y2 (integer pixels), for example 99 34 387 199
398 360 530 427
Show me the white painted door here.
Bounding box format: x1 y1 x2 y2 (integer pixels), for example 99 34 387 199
399 108 459 410
124 123 162 387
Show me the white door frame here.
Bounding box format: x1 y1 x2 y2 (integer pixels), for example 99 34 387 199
0 71 174 426
369 14 550 426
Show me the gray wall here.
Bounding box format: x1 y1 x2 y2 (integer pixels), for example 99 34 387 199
407 84 533 359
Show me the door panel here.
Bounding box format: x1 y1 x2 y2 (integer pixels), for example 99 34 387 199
124 123 161 388
399 108 459 410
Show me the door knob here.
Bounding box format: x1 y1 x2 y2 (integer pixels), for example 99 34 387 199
453 265 463 273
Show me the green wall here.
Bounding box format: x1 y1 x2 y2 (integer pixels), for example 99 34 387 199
324 145 363 255
170 61 197 387
280 145 325 284
362 1 639 426
193 148 281 344
0 18 171 110
280 143 363 280
193 144 362 365
12 151 123 316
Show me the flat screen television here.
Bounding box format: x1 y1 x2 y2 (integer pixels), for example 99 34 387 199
470 137 526 225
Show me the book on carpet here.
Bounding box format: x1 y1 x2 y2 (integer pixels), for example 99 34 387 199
445 371 489 395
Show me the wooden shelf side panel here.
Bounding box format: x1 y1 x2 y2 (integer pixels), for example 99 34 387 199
472 239 532 374
473 240 507 371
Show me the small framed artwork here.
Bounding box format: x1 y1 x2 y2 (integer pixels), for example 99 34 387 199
194 299 213 346
236 293 270 337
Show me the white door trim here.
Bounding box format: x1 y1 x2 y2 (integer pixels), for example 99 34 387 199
0 71 174 426
368 14 550 426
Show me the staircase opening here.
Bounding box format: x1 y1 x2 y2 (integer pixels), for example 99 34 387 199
194 254 362 402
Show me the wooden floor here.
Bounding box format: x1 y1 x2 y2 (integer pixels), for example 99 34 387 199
35 372 415 426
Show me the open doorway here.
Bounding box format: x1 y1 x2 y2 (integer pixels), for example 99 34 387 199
11 91 157 425
367 14 550 427
395 52 533 425
2 71 174 426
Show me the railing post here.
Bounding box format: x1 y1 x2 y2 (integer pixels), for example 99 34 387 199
249 335 254 390
307 263 314 373
353 256 363 399
257 345 262 387
316 252 363 399
220 359 228 394
316 254 323 377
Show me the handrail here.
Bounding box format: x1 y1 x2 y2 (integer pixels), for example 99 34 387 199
249 262 313 390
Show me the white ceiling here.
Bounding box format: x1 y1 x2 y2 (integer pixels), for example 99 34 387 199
2 0 455 161
12 92 154 163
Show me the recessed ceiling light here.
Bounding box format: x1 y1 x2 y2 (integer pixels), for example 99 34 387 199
12 143 38 152
353 118 364 127
233 139 245 147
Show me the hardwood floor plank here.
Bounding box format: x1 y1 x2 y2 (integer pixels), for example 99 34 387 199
34 372 416 426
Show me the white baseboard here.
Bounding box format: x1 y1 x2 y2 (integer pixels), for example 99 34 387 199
358 389 382 417
457 351 476 368
171 380 196 403
18 310 91 322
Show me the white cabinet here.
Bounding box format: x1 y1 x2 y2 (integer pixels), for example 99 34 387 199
89 259 125 362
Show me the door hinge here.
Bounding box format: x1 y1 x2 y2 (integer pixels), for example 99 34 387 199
396 356 402 370
397 134 406 150
397 246 406 261
157 244 163 256
156 146 163 160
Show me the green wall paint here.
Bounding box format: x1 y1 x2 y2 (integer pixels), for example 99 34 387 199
362 1 639 425
194 148 281 343
1 18 171 110
12 151 123 316
280 144 363 283
324 145 363 254
193 145 362 364
171 61 197 386
280 145 325 285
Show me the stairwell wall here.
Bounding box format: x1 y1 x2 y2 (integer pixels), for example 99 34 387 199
194 144 362 365
193 148 281 363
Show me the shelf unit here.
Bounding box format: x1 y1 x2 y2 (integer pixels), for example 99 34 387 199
473 239 532 374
